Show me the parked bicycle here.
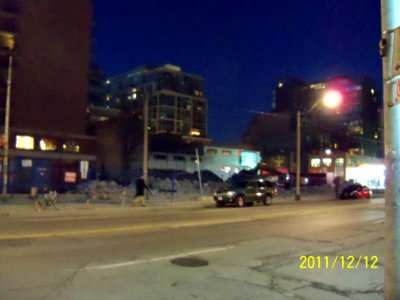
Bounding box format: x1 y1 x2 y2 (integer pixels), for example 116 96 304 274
33 190 64 211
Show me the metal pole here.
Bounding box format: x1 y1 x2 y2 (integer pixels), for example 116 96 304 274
195 148 203 197
295 110 301 201
142 89 149 206
2 55 12 196
381 0 400 298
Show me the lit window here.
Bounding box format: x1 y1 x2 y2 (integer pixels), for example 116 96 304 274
336 158 344 167
62 142 80 153
16 135 34 150
39 138 57 151
323 158 332 167
311 158 321 168
222 150 231 156
190 129 201 136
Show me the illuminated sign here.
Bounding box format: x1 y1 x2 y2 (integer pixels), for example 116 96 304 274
64 172 77 183
240 151 259 169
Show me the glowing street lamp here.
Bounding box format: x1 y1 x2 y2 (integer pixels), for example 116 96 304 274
295 90 342 201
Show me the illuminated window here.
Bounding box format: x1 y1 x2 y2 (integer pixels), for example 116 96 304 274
16 135 34 150
190 129 201 136
222 150 231 156
39 138 57 151
323 158 332 167
311 158 321 168
62 142 80 153
336 158 344 166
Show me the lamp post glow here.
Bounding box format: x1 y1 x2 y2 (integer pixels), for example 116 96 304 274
295 90 341 201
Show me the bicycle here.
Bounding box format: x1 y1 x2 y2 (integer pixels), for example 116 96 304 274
33 190 64 211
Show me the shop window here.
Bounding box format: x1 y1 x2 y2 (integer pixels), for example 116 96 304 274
336 158 344 167
323 158 332 167
311 158 321 168
40 138 57 151
16 135 34 150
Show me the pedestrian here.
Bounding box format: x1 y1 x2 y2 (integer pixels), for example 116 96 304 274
132 176 148 206
333 176 342 199
283 179 291 199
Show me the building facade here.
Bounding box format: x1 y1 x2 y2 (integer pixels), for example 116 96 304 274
272 76 382 157
0 0 95 192
308 152 385 189
105 64 210 144
244 76 382 175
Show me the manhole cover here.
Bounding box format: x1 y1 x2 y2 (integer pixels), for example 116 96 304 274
170 257 209 267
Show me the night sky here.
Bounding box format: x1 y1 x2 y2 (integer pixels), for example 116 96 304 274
93 0 382 145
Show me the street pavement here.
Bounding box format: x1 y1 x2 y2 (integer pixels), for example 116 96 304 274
0 191 385 299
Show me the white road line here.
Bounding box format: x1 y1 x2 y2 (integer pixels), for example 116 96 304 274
84 245 234 271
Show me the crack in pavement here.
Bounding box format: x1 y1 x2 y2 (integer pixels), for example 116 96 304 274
43 262 88 300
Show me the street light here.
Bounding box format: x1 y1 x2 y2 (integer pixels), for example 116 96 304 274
295 90 342 201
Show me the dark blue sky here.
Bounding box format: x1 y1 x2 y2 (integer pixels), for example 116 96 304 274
93 0 382 145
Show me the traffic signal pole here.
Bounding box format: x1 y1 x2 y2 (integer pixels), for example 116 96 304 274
381 0 400 298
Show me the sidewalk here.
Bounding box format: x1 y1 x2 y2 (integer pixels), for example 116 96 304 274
0 190 343 218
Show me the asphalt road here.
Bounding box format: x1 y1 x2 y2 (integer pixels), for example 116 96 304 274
0 197 384 300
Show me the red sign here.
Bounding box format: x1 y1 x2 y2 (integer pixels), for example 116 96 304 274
64 172 77 183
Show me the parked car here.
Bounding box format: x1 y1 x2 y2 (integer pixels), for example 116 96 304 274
213 178 277 207
339 184 372 199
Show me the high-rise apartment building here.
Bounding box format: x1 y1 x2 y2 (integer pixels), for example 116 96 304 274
105 64 210 145
272 76 382 156
0 0 95 192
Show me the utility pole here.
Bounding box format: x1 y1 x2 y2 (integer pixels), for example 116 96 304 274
381 0 400 298
295 110 301 201
142 89 149 206
2 55 12 196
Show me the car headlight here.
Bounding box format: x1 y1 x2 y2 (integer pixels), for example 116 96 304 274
227 191 236 197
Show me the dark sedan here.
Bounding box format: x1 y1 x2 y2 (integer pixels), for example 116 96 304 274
339 184 372 199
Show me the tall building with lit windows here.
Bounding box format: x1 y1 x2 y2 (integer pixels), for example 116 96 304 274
0 0 95 192
105 64 210 146
244 76 382 175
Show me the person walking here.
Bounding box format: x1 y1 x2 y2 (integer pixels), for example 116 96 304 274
333 176 342 199
132 176 148 206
